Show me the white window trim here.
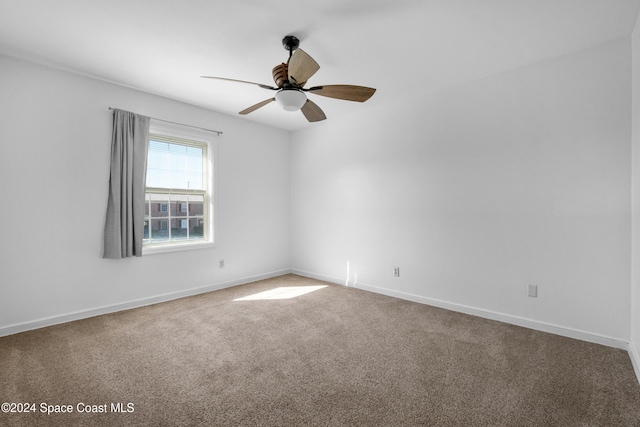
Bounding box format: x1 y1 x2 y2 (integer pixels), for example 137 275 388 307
142 120 218 256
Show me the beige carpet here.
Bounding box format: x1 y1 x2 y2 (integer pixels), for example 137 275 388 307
1 274 639 426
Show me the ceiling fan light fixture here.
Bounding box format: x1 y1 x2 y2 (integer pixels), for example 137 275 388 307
275 89 307 111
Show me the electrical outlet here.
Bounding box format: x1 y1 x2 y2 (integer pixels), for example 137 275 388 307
528 284 537 298
393 267 400 277
219 259 225 269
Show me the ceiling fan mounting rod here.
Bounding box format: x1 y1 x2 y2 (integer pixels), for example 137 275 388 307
282 35 299 59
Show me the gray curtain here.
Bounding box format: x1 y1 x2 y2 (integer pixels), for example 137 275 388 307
103 109 150 259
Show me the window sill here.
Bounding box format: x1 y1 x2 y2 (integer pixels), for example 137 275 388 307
142 241 217 255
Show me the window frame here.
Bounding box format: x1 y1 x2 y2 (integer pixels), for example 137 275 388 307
142 120 217 255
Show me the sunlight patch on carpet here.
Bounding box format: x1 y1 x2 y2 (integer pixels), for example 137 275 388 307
234 286 328 301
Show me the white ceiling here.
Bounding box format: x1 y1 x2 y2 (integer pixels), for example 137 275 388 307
1 0 639 131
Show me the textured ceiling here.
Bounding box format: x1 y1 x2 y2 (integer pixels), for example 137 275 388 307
1 0 639 131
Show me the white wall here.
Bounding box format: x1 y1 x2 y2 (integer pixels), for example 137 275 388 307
631 13 640 380
0 55 291 334
291 39 632 343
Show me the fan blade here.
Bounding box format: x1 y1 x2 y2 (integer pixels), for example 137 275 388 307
300 99 326 122
308 85 376 102
239 98 275 115
201 76 278 91
288 49 320 86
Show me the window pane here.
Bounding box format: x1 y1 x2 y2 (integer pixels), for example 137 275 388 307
148 194 169 218
150 219 170 243
191 218 204 238
170 194 188 212
147 139 204 190
189 194 204 218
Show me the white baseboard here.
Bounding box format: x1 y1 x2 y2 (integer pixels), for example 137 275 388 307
291 269 348 287
630 341 640 386
0 269 291 337
291 268 630 351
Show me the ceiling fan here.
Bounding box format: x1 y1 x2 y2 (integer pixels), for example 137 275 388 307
202 35 376 122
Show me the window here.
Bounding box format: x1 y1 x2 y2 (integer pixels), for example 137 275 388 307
143 124 215 253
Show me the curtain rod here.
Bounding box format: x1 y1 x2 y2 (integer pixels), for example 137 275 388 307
108 107 222 135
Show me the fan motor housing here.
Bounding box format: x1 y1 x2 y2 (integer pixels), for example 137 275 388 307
272 63 289 88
